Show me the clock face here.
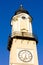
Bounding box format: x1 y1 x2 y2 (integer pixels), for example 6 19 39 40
18 50 32 62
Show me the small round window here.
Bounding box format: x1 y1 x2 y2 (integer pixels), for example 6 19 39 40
22 16 26 19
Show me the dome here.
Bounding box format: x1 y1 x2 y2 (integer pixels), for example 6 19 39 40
15 5 29 15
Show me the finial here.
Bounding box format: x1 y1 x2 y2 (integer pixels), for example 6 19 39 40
20 4 23 10
20 4 22 7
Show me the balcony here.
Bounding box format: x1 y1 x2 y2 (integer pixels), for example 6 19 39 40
12 32 38 41
8 32 38 51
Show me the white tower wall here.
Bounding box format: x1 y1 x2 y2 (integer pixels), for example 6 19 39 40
8 6 39 65
11 13 32 37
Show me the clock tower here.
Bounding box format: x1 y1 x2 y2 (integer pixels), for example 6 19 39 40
8 5 39 65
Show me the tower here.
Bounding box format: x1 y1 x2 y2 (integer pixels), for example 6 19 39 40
8 5 39 65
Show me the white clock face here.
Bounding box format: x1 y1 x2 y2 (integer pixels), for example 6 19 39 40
18 50 32 62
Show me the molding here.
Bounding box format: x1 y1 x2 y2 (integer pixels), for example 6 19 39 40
7 35 38 51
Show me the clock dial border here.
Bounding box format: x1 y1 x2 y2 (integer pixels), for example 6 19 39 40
18 50 33 62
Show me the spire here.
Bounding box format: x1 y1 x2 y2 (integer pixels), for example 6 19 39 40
20 4 23 10
15 5 29 15
18 4 24 11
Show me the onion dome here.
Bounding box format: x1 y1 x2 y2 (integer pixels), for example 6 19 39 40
15 5 29 15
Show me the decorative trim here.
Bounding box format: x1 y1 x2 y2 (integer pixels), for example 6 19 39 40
7 35 38 51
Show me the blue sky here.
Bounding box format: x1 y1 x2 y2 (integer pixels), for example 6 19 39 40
0 0 43 65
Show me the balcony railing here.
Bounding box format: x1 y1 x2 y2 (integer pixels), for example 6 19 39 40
8 32 38 51
12 32 37 39
11 31 38 42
